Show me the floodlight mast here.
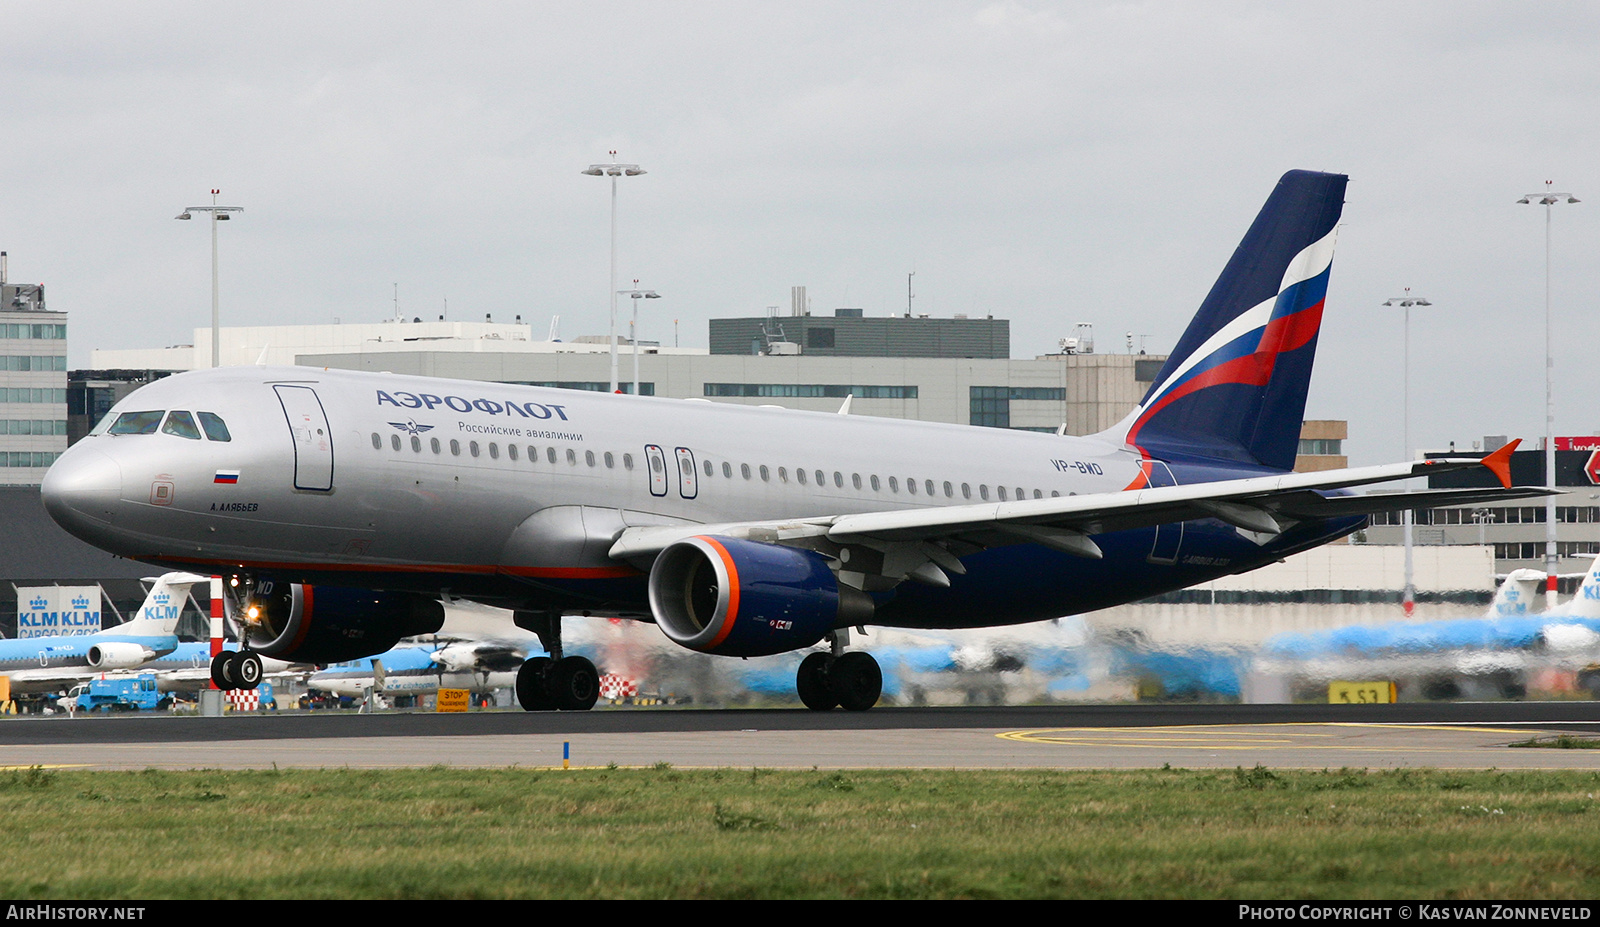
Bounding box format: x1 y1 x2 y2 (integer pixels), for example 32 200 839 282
618 282 661 397
1381 288 1434 617
1518 182 1580 604
175 189 243 368
583 155 646 392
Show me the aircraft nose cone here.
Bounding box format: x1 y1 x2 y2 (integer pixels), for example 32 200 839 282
41 444 123 541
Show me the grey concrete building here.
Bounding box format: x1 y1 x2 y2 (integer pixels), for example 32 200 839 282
0 253 67 486
709 308 1011 359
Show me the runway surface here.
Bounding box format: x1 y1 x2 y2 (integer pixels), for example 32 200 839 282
4 702 1600 771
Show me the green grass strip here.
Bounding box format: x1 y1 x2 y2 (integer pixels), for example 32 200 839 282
1 765 1598 899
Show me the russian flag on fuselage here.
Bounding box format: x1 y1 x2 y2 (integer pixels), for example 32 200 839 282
1121 170 1346 472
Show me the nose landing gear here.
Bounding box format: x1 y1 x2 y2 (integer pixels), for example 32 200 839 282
210 650 264 691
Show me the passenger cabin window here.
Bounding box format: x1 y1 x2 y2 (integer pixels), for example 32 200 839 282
623 453 634 470
508 445 518 461
432 438 442 454
759 465 770 482
797 468 807 485
108 411 164 435
391 434 402 451
489 443 499 460
451 440 461 456
371 433 381 449
412 436 422 453
703 460 713 477
196 411 232 442
604 452 615 468
547 447 557 464
585 450 595 467
566 449 577 465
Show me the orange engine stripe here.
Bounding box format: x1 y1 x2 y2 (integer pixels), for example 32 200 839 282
288 584 315 653
697 536 741 650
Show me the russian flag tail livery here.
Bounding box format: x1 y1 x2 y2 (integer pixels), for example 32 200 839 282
1116 170 1348 472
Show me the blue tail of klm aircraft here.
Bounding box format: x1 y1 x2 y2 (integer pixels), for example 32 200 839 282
1118 170 1347 472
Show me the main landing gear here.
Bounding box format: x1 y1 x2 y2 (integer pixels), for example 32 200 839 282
513 610 599 712
210 650 263 691
796 631 882 711
515 655 600 712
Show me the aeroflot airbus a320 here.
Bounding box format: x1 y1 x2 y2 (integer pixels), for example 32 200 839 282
41 171 1545 711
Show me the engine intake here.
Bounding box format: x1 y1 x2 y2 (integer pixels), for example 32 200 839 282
239 581 445 664
648 536 873 657
87 641 156 670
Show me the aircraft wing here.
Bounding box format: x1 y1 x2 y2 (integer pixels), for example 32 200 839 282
3 668 102 693
610 445 1540 577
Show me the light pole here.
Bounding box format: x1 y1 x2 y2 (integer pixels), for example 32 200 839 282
1383 288 1433 617
582 154 646 393
176 190 243 368
1518 182 1580 605
618 283 660 397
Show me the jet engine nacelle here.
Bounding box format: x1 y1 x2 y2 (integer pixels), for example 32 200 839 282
239 581 445 664
87 642 156 670
647 536 873 657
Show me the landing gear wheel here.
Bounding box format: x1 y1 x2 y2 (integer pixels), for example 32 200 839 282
210 651 239 690
829 652 883 711
235 652 264 689
550 657 600 712
516 657 555 711
796 652 838 711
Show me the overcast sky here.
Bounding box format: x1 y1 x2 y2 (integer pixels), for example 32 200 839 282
3 1 1597 465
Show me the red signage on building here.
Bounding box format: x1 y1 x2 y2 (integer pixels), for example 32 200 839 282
1555 436 1600 451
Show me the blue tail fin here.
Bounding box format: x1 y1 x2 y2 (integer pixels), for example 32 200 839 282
1117 170 1347 471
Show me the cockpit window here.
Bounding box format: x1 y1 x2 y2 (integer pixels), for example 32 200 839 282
161 411 202 440
107 411 164 435
197 411 232 442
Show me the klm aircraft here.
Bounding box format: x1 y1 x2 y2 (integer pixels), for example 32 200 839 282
40 171 1547 711
308 645 523 700
0 572 209 695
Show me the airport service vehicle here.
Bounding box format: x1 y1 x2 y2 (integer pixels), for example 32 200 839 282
0 572 209 696
40 171 1546 712
60 674 163 712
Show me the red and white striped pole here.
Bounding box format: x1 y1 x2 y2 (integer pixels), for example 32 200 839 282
209 576 224 689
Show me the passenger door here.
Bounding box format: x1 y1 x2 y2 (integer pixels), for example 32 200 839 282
274 385 334 491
